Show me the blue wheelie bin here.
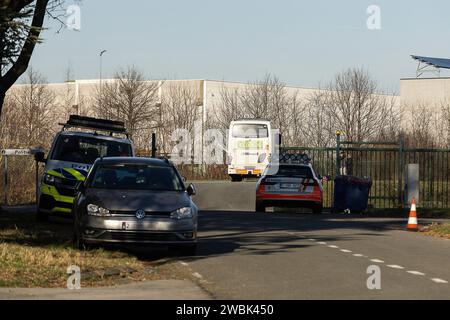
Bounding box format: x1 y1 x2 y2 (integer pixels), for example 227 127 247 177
333 175 372 213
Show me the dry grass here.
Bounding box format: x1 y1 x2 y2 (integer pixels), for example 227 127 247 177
421 223 450 240
0 208 190 288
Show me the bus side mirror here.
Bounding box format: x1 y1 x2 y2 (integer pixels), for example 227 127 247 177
34 151 46 163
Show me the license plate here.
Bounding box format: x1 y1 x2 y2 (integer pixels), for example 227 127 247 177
121 222 131 230
281 183 300 189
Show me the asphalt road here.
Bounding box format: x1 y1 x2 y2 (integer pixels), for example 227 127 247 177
1 181 449 300
185 210 450 300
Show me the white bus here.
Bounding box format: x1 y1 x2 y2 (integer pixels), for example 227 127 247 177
227 119 273 181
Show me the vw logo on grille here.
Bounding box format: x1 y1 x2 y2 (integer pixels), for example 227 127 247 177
135 209 146 219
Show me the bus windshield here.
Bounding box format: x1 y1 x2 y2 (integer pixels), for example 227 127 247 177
232 124 269 138
51 135 132 164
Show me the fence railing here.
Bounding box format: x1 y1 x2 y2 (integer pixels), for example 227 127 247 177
281 145 450 209
2 144 450 209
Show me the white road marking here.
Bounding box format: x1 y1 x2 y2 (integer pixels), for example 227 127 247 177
192 272 203 279
407 271 426 276
283 231 447 285
431 278 448 284
370 259 385 263
180 261 189 266
387 265 404 269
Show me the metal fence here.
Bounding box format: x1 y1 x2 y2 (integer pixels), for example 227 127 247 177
282 143 450 209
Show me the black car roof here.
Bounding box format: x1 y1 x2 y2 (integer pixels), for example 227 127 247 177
95 157 171 167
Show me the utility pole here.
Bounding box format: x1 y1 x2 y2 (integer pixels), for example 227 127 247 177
99 49 107 108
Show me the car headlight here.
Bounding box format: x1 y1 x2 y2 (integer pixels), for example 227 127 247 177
43 173 63 185
87 204 110 216
170 207 193 220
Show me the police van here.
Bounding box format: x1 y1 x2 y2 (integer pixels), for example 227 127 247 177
35 115 134 220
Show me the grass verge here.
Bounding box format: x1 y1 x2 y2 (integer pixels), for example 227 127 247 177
421 223 450 240
0 206 191 288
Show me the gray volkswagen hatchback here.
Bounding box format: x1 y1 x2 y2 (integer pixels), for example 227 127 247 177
73 157 198 255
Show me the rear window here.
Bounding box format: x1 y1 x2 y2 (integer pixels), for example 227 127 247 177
271 165 314 178
232 124 268 138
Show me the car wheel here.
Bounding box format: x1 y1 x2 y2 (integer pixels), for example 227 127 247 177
313 206 323 214
36 208 49 222
255 202 266 212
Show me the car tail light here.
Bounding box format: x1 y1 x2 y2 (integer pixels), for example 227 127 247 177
257 184 266 193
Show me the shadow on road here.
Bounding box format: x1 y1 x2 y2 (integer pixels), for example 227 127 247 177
0 205 407 263
177 210 408 262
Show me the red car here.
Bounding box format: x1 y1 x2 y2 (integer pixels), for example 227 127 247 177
255 155 324 214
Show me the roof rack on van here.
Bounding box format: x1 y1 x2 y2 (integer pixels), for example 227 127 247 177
60 115 128 137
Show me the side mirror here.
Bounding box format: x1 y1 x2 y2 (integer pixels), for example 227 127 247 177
75 181 86 192
186 183 196 196
34 151 46 163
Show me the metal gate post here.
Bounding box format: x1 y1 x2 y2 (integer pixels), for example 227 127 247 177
151 132 157 158
335 131 342 177
398 136 405 208
35 159 39 203
3 155 8 206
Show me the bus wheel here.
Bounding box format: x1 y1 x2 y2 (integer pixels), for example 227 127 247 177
230 175 243 182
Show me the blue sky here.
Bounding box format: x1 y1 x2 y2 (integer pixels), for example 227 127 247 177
28 0 450 92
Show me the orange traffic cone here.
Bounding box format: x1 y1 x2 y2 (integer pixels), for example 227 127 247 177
407 197 418 231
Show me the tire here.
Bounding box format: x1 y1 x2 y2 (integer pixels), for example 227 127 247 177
36 208 49 222
230 175 243 182
255 202 266 212
313 206 323 214
176 244 197 256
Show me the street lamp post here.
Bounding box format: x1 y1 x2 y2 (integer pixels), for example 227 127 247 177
99 49 107 108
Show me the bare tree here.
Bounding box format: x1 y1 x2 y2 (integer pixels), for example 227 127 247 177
0 0 68 116
322 68 397 142
302 88 333 147
439 99 450 147
212 85 245 133
402 103 435 148
9 67 55 146
157 82 200 155
94 66 160 144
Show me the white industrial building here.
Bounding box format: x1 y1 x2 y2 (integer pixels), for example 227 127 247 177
7 55 450 134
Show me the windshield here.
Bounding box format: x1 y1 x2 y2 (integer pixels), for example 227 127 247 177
90 165 184 191
232 124 268 138
51 135 132 164
268 165 314 178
